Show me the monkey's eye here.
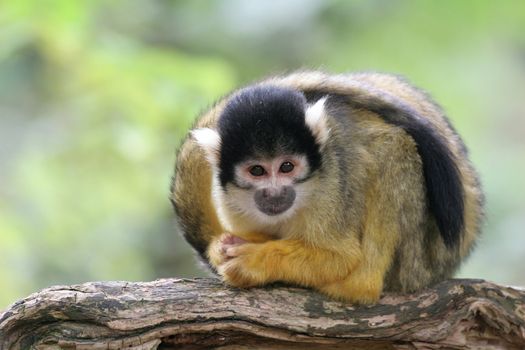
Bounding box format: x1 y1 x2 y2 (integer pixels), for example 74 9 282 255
279 161 294 173
249 165 266 177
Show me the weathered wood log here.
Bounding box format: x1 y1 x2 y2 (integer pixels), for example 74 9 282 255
1 278 524 349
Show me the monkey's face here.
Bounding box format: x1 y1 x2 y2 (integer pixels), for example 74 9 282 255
227 154 311 220
192 84 329 225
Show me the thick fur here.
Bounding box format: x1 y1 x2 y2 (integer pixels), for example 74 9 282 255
170 71 484 303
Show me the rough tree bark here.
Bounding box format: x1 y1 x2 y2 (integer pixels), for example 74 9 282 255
1 278 524 349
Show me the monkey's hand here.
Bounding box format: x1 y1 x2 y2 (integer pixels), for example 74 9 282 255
218 240 273 288
206 232 273 270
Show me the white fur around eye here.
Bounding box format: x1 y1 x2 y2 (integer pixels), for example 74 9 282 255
191 127 221 165
305 97 330 147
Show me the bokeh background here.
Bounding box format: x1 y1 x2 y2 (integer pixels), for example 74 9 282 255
1 1 524 309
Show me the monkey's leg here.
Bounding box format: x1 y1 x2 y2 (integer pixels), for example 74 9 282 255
320 136 425 303
317 205 402 303
218 238 362 288
318 235 396 303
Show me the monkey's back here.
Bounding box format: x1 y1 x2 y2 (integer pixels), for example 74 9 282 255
346 72 484 259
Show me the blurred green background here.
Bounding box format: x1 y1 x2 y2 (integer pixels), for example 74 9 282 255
1 0 524 309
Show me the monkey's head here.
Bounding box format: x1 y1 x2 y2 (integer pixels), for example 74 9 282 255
192 85 329 224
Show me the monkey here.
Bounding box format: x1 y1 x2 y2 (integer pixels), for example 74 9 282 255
170 70 484 304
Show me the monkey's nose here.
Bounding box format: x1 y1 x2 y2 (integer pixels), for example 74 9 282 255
261 187 280 198
254 186 296 216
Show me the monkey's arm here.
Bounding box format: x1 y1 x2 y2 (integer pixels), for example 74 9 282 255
217 237 363 289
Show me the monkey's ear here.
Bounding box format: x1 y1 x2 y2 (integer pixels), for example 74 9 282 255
305 97 330 148
191 128 221 166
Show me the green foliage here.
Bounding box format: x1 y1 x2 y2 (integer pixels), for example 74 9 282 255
1 0 524 309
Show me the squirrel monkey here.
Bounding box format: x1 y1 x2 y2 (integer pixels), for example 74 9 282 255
170 71 484 304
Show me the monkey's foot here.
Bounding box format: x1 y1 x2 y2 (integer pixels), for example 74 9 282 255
319 273 383 304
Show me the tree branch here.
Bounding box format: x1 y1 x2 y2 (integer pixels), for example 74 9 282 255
1 278 524 349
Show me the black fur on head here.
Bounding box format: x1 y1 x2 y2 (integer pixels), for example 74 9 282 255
217 85 322 187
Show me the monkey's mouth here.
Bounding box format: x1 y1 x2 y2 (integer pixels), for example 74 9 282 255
257 201 294 216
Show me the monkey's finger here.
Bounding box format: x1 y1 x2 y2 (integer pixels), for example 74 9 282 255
220 234 247 246
220 244 238 255
224 243 255 258
220 234 248 255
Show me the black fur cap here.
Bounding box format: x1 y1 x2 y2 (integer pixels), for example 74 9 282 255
217 85 322 187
